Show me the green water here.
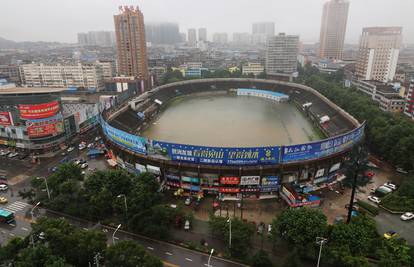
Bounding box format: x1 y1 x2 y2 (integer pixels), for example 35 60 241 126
142 94 320 147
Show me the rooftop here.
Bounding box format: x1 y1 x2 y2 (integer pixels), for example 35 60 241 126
0 87 66 95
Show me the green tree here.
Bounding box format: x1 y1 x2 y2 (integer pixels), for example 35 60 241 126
281 248 302 267
272 208 328 249
15 245 71 267
0 237 26 263
105 240 162 267
377 238 412 267
251 250 273 267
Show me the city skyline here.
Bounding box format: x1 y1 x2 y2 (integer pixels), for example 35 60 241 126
1 0 413 44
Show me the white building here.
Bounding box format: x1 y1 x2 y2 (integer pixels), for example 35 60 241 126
242 63 264 76
355 27 402 82
20 63 104 90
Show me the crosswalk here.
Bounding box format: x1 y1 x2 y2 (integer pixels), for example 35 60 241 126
3 201 29 213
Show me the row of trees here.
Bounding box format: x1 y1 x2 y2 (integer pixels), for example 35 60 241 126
161 68 266 85
30 164 190 240
0 217 162 267
271 208 413 267
299 65 414 171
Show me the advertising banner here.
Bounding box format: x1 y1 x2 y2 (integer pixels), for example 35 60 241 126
240 176 260 186
261 176 280 186
220 177 240 185
101 120 147 154
19 101 60 119
219 187 240 193
281 124 364 163
0 112 13 126
150 141 279 166
26 114 64 138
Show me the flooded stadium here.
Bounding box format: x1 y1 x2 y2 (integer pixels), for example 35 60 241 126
142 94 322 147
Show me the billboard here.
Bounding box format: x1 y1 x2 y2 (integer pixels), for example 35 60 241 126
220 177 240 185
19 101 60 119
0 112 13 126
240 176 260 185
150 141 279 166
101 120 147 154
26 114 64 138
281 124 365 163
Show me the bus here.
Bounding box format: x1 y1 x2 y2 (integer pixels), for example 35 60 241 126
0 208 15 224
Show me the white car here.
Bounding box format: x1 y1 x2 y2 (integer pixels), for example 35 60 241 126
73 159 82 165
0 184 8 191
67 147 75 152
368 196 381 204
8 152 19 158
80 163 88 169
0 150 10 156
384 182 397 191
400 212 414 221
87 143 94 149
78 144 86 150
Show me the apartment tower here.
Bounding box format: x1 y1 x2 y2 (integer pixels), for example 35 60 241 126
355 27 402 82
188 28 197 46
114 6 148 79
319 0 350 60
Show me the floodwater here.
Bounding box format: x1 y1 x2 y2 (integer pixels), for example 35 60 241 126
142 94 320 147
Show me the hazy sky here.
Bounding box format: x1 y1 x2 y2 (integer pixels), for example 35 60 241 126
1 0 413 44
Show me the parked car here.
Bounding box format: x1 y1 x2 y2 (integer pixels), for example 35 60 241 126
87 143 95 149
0 196 8 204
51 166 58 173
78 144 86 150
67 147 75 152
80 163 88 169
73 159 82 165
0 150 10 156
368 196 381 204
184 220 190 231
184 197 192 206
383 182 397 191
267 224 272 235
0 184 9 191
8 152 19 158
384 230 398 239
400 212 414 221
94 136 102 142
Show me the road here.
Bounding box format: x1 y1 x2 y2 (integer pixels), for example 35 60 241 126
375 210 414 244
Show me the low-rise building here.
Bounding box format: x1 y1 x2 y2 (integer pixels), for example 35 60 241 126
242 63 264 76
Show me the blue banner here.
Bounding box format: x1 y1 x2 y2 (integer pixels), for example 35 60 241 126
101 120 147 154
149 141 279 166
281 124 365 163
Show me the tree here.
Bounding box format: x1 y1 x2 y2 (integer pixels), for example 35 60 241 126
377 238 412 267
105 240 162 267
251 250 273 267
272 208 328 249
0 237 26 263
281 248 302 267
15 245 71 267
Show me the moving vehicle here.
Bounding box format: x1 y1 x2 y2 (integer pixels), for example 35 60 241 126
184 197 191 206
383 182 397 191
400 212 414 221
0 184 8 191
368 196 381 204
0 208 15 224
78 143 86 150
384 230 398 239
184 220 190 231
0 197 8 204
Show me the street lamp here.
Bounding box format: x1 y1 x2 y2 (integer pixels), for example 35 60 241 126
37 177 50 199
316 237 327 267
226 218 232 250
117 194 128 219
207 248 214 267
30 202 41 218
112 224 122 245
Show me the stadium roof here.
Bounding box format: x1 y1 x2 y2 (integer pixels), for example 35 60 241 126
0 87 66 95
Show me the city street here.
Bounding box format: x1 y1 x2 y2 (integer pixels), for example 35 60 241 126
375 210 414 244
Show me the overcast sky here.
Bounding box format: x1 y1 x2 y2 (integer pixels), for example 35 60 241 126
1 0 413 44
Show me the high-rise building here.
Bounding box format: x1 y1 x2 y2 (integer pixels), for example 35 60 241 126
252 22 275 44
77 31 115 47
265 33 299 79
180 33 187 43
404 80 414 120
145 23 181 44
198 28 207 42
114 6 149 80
355 27 402 82
212 33 228 44
319 0 350 60
188 28 197 46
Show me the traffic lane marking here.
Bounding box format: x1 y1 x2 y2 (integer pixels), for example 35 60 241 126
147 246 154 250
165 252 173 256
21 227 29 231
185 258 193 262
162 261 180 267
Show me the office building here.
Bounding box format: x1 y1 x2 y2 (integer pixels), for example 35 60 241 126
198 28 207 42
0 65 22 85
114 6 149 80
355 27 402 82
77 31 115 47
145 23 181 44
242 63 264 76
188 28 197 46
319 0 350 60
212 33 228 44
20 63 104 90
265 33 299 80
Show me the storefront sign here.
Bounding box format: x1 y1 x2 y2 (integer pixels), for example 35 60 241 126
0 112 13 126
220 176 240 185
219 187 240 193
261 176 280 186
240 176 260 185
19 101 60 119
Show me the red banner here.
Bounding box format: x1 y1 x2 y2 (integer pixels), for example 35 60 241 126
19 101 60 119
219 187 240 193
0 112 13 126
220 176 240 185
